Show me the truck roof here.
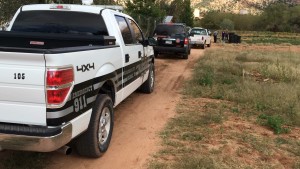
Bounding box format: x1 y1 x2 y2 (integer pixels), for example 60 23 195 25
21 4 121 15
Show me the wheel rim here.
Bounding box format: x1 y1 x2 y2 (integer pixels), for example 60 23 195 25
98 107 111 145
150 66 154 89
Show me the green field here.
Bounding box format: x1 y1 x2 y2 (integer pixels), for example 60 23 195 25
236 31 300 45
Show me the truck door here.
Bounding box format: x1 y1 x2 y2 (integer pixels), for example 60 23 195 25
114 16 145 100
127 19 149 83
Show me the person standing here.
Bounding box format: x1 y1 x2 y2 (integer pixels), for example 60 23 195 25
213 30 218 43
221 30 225 42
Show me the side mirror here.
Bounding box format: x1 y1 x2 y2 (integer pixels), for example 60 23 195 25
148 37 157 46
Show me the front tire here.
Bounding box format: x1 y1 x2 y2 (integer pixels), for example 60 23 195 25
75 94 114 158
140 62 155 93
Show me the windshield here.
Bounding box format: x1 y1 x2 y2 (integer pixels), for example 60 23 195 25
11 11 108 36
190 29 207 35
153 25 185 36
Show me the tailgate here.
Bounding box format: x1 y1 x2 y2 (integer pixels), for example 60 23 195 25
190 35 203 42
157 35 184 47
0 51 46 126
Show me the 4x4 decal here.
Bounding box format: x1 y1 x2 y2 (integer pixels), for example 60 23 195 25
77 63 95 72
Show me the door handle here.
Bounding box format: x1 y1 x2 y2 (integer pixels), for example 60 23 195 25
125 54 130 63
138 51 142 58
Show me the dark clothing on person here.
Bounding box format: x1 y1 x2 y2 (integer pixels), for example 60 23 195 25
222 31 225 41
213 31 218 43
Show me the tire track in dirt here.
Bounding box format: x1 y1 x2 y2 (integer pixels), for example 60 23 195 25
40 49 204 169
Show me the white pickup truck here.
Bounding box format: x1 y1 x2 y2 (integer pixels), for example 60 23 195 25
0 4 155 157
189 27 211 49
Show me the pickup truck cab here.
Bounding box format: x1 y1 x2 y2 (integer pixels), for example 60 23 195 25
0 4 155 157
189 27 211 49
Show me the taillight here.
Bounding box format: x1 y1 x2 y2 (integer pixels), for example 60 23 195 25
202 37 204 40
46 66 74 108
184 38 188 45
47 69 73 86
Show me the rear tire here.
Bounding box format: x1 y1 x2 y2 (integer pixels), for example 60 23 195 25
154 51 159 58
207 41 211 47
139 62 155 93
182 54 189 59
75 94 114 158
201 42 206 49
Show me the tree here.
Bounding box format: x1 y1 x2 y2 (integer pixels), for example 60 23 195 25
179 0 193 27
0 0 32 25
125 0 162 18
219 18 234 30
198 11 223 29
258 3 291 32
167 0 193 26
125 0 164 36
289 5 300 32
93 0 116 5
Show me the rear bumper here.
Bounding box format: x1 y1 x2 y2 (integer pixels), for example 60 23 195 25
0 123 72 152
154 46 188 54
190 40 205 45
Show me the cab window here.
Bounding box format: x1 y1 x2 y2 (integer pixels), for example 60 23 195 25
129 19 143 44
115 16 133 44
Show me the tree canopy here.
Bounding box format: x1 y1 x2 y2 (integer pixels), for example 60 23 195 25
198 3 300 32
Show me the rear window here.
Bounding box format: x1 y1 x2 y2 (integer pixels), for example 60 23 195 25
11 11 108 36
190 29 207 35
153 24 185 36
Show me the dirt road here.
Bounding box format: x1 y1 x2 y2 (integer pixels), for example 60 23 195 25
48 49 203 169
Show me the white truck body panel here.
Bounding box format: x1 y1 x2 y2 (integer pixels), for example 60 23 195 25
0 4 154 153
0 52 46 125
0 101 46 125
70 109 92 138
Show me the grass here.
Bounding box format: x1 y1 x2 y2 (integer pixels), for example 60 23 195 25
0 151 48 169
148 46 300 169
236 31 300 45
185 48 300 126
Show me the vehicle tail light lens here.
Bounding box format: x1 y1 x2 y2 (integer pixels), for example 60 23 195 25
202 37 204 40
184 38 188 45
47 69 73 86
46 66 74 108
47 88 70 104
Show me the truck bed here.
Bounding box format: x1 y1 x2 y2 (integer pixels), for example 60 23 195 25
0 31 116 49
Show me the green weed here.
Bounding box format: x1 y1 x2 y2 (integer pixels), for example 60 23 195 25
258 114 290 134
